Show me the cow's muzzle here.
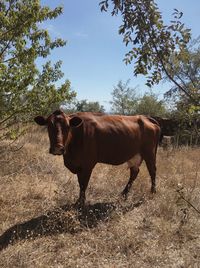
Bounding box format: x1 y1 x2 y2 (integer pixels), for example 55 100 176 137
49 146 64 155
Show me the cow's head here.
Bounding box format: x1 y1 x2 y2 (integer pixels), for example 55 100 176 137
34 110 83 155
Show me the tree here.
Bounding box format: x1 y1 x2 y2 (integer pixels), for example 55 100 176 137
168 105 200 146
74 99 105 113
164 39 200 110
163 40 200 145
135 93 167 117
110 80 138 114
99 1 195 103
0 0 76 140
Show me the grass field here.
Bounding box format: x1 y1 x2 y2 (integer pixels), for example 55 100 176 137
0 127 200 267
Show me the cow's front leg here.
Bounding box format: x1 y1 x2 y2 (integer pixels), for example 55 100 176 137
75 169 92 208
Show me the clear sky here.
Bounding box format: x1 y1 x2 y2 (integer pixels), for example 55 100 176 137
40 0 200 111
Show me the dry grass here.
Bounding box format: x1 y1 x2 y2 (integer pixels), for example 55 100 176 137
0 126 200 267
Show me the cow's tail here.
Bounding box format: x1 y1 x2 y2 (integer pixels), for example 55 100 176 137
138 117 145 131
138 116 160 157
147 116 163 145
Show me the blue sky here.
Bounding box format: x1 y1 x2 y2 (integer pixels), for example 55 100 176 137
40 0 200 111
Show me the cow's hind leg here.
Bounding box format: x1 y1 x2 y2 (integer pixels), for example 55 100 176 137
121 167 140 199
121 155 143 199
144 155 157 193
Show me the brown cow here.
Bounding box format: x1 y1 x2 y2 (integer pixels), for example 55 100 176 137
34 110 160 206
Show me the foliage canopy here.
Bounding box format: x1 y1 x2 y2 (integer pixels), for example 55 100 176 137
74 99 105 113
136 93 167 117
0 0 76 140
99 0 197 104
110 80 138 114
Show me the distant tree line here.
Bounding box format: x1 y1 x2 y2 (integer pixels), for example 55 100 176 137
109 80 167 117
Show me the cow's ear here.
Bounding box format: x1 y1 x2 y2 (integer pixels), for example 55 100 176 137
34 116 47 126
69 116 83 128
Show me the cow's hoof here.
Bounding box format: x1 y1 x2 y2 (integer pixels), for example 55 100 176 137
151 188 156 194
121 191 128 201
74 200 85 211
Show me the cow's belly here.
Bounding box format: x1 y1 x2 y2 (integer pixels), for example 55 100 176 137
97 145 139 166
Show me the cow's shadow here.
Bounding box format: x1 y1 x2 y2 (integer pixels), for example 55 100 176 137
0 197 144 251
